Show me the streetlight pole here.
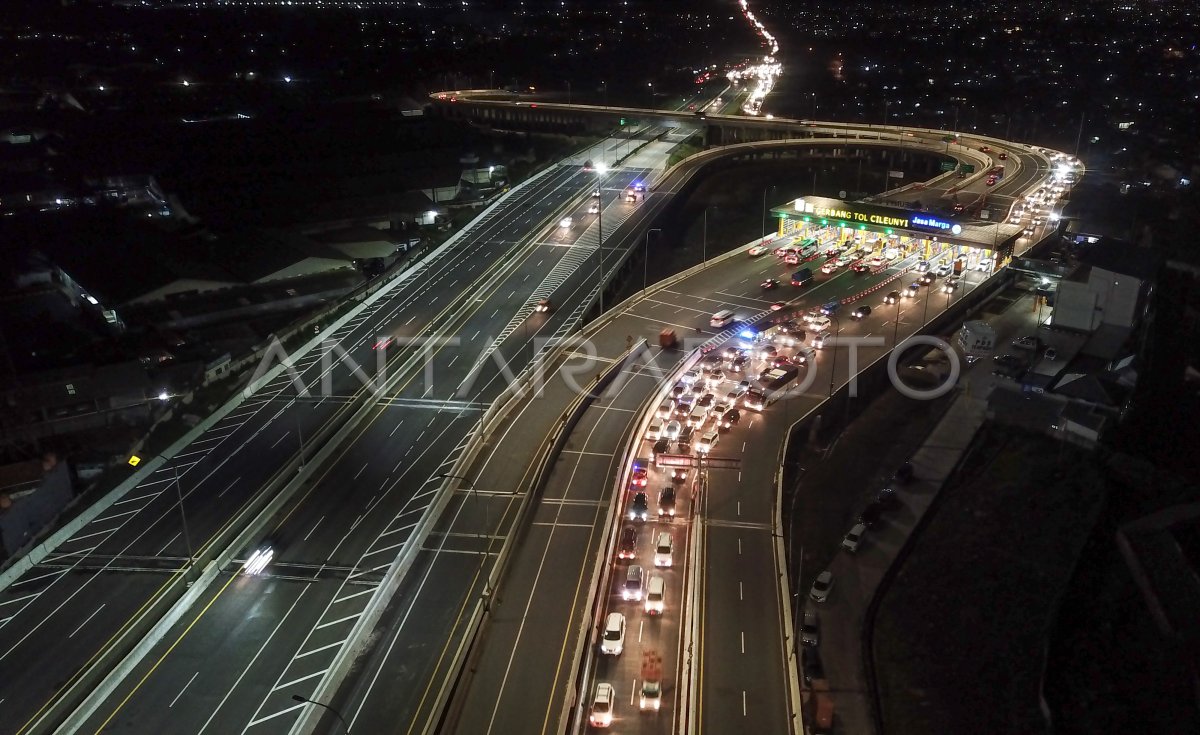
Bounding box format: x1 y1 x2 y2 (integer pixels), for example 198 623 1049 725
595 163 608 313
645 228 661 295
892 296 901 345
434 472 493 602
172 465 194 572
826 315 841 398
291 694 350 734
702 207 709 266
761 185 776 241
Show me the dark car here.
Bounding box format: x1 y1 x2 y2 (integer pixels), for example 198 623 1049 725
850 305 872 320
658 487 676 517
876 487 900 510
919 272 936 285
851 262 872 274
729 355 749 373
802 646 825 684
617 526 637 559
671 383 687 398
999 151 1008 160
697 393 715 408
761 278 779 290
883 290 901 305
677 425 694 449
859 501 884 528
652 438 671 458
720 408 740 429
629 492 649 521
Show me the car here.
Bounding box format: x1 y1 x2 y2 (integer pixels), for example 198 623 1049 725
633 182 647 192
582 159 595 171
820 261 839 274
630 459 648 487
653 530 674 564
842 523 866 553
669 467 688 482
681 368 701 385
876 487 900 510
835 255 854 267
591 188 601 198
589 682 615 727
809 570 834 603
915 260 931 273
696 392 715 408
980 145 991 152
784 253 801 265
559 216 573 228
999 151 1008 160
859 501 884 528
372 336 395 350
644 574 666 615
728 381 749 398
674 394 694 414
820 301 840 316
652 438 670 459
851 262 872 274
809 316 832 332
758 344 778 361
801 610 820 646
748 244 768 257
617 526 637 559
677 425 694 449
670 383 687 398
624 190 637 203
802 647 824 684
729 355 749 373
761 278 779 290
919 272 936 285
771 356 793 369
942 279 959 293
588 202 600 215
719 408 740 429
850 305 872 320
629 492 649 521
535 298 552 313
792 347 815 365
868 256 886 268
706 369 726 387
904 283 921 298
976 257 994 271
600 612 626 655
935 263 953 277
773 246 789 257
1012 335 1040 350
883 290 901 305
664 420 682 440
658 487 676 518
986 176 997 186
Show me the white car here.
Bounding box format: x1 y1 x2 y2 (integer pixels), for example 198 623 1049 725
976 257 994 271
589 682 615 727
835 255 854 267
934 263 953 277
809 316 832 332
600 612 626 655
811 333 829 350
559 216 573 229
842 523 866 553
820 261 839 274
747 244 768 257
664 420 682 441
868 256 886 268
588 202 600 215
809 570 834 603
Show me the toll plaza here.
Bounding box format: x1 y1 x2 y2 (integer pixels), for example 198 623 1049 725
771 196 1024 272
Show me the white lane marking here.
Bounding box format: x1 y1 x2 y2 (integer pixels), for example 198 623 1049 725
739 581 743 601
156 532 181 557
491 308 500 318
389 420 404 437
271 669 326 693
169 671 199 708
332 587 375 605
741 630 745 654
638 619 644 643
217 477 241 498
737 501 741 517
294 640 346 660
447 355 458 367
270 432 289 449
244 703 307 729
738 537 742 555
67 603 106 639
314 612 362 631
471 330 480 341
354 463 370 480
303 517 324 542
743 690 748 716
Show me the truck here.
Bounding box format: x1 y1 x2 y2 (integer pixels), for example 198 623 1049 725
957 320 996 363
640 651 663 711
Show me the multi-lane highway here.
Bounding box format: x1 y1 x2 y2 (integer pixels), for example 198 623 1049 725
0 79 1069 735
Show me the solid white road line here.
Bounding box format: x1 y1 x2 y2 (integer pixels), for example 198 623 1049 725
168 671 199 709
67 603 106 639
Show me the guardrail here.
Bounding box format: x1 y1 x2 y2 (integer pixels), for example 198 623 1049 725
429 337 650 734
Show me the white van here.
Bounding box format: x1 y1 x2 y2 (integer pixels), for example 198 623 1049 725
709 309 735 328
644 575 666 615
697 429 719 454
656 399 674 419
654 532 674 567
622 565 645 601
645 418 663 440
688 404 709 428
